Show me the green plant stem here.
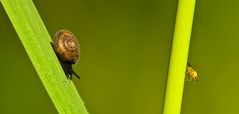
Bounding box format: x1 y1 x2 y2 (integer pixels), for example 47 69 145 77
1 0 89 114
162 0 196 114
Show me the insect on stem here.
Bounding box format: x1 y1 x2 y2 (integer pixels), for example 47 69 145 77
186 63 199 81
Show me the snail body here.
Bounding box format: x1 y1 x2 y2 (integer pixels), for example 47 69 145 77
51 30 80 79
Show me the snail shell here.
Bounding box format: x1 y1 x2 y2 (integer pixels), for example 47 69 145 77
52 30 80 64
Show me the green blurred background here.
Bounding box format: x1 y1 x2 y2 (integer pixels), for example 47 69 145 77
1 0 239 114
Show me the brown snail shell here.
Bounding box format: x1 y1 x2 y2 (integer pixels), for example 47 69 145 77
52 30 80 64
51 30 80 79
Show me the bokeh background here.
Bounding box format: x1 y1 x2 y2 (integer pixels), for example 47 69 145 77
1 0 239 114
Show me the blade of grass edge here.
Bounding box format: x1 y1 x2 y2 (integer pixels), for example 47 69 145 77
162 0 196 114
1 0 89 114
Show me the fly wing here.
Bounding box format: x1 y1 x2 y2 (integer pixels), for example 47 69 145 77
187 62 192 67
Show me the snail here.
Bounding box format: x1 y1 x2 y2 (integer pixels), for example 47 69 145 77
51 29 80 79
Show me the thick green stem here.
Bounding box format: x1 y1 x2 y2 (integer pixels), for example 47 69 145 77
1 0 89 114
163 0 196 114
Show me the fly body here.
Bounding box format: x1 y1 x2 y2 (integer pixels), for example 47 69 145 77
186 63 199 81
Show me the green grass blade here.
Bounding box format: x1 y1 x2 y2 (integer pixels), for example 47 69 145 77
163 0 196 114
1 0 89 114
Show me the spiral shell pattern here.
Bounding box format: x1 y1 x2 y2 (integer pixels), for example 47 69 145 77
52 30 80 64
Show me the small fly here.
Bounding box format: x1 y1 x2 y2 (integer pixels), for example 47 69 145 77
186 63 199 81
